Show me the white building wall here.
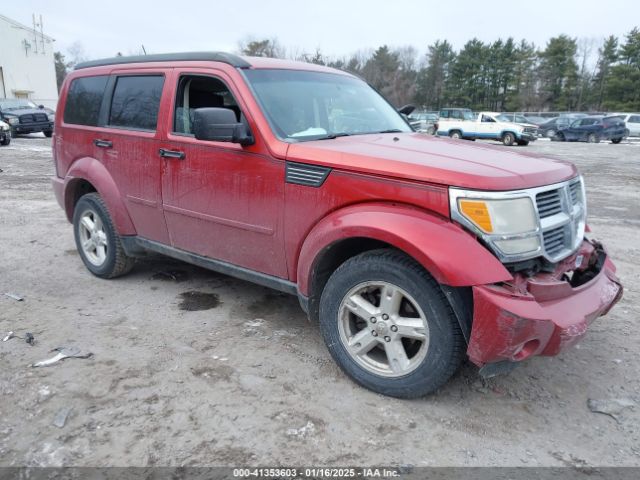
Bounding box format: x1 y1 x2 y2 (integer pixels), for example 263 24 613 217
0 14 58 109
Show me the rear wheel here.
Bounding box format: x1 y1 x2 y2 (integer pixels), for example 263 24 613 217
502 132 515 146
73 193 135 278
611 138 622 144
319 249 465 398
449 130 462 140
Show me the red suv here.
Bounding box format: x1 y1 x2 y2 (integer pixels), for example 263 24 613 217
52 52 623 398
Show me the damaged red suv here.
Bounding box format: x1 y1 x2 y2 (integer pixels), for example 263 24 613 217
52 52 623 398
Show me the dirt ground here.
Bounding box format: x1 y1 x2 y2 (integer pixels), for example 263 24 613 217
0 134 638 468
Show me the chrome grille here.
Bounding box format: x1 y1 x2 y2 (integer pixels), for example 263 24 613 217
524 126 538 135
19 113 48 124
537 178 586 262
536 189 563 217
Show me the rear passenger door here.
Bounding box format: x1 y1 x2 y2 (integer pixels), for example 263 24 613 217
96 70 172 244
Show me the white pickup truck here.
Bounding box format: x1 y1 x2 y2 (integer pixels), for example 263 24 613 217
437 111 538 146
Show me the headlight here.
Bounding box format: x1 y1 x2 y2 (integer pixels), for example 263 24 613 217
7 117 18 125
47 114 55 122
450 188 543 262
455 196 540 257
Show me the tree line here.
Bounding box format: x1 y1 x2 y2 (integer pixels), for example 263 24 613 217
55 27 640 112
239 28 640 112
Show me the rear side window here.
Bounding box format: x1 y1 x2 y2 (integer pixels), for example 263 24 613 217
64 76 108 126
629 115 640 123
108 75 164 131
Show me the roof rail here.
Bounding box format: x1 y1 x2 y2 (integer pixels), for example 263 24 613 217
75 51 251 70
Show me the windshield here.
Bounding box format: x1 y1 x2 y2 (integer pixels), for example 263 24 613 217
243 69 411 141
0 99 38 111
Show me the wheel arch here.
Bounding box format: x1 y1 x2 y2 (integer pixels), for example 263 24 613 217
296 202 512 321
62 157 136 235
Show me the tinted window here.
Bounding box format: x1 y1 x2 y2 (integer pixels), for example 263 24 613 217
109 76 164 130
64 76 108 126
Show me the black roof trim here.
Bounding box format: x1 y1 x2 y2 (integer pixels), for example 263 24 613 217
74 52 251 70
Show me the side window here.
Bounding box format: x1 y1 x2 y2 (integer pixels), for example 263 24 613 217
439 110 449 119
481 115 495 123
173 75 242 135
629 116 640 123
64 76 108 126
108 75 164 131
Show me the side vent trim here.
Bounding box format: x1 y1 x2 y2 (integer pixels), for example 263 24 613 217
286 162 331 187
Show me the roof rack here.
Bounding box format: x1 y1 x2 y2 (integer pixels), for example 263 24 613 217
75 51 251 70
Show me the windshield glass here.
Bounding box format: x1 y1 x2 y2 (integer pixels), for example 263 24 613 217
0 99 38 111
243 69 411 141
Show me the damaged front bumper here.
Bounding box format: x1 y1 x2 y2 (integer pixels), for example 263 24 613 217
467 239 623 366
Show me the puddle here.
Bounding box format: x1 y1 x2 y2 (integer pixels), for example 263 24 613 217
178 291 221 311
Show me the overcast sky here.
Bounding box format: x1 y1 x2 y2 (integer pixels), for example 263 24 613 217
4 0 640 61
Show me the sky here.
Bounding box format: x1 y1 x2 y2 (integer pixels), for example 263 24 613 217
3 0 640 62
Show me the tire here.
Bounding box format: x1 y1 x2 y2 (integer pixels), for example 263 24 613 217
0 135 9 146
44 130 53 138
502 132 515 146
546 129 556 138
72 193 135 279
623 129 630 138
426 126 435 135
517 140 529 146
318 249 465 398
449 131 462 140
587 133 600 144
554 132 565 142
611 138 622 144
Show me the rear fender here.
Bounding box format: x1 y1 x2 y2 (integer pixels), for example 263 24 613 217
296 202 512 296
63 157 136 235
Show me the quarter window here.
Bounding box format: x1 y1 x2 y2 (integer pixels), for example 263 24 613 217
64 76 108 126
108 75 164 130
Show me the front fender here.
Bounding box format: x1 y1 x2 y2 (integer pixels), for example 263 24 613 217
62 157 136 235
296 202 512 296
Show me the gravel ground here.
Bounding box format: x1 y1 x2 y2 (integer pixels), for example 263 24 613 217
0 134 638 468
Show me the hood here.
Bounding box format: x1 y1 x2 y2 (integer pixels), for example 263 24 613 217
2 108 50 116
516 122 538 129
286 133 577 191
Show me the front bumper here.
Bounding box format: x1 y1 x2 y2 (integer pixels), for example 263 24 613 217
519 132 538 142
467 239 622 366
12 121 53 134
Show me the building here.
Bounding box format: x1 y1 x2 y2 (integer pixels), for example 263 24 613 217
0 14 58 109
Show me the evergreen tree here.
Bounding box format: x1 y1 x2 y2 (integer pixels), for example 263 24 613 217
414 40 456 109
538 35 579 110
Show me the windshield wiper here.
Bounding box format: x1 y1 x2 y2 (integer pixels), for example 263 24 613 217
315 132 352 140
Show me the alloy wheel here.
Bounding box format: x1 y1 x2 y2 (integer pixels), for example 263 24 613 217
78 209 108 266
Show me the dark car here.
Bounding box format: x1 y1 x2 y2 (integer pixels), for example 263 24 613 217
0 99 55 137
537 117 572 138
554 116 626 143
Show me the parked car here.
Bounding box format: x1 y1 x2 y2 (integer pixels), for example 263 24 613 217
437 111 537 145
0 98 55 137
52 52 622 398
408 112 438 134
0 120 10 145
438 107 474 121
554 116 626 143
537 117 572 138
609 113 640 137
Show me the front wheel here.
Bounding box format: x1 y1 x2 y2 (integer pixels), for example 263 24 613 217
73 193 135 278
319 249 465 398
449 131 462 140
611 138 622 144
587 133 600 143
0 135 9 146
546 129 556 138
502 132 515 146
517 140 529 146
44 130 53 138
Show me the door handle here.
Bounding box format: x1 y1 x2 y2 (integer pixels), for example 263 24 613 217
94 139 112 148
159 148 185 160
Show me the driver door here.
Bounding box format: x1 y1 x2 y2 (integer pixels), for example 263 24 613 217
159 68 287 278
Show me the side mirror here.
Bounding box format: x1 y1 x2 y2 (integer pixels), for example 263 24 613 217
398 104 415 116
38 104 45 109
192 108 254 146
